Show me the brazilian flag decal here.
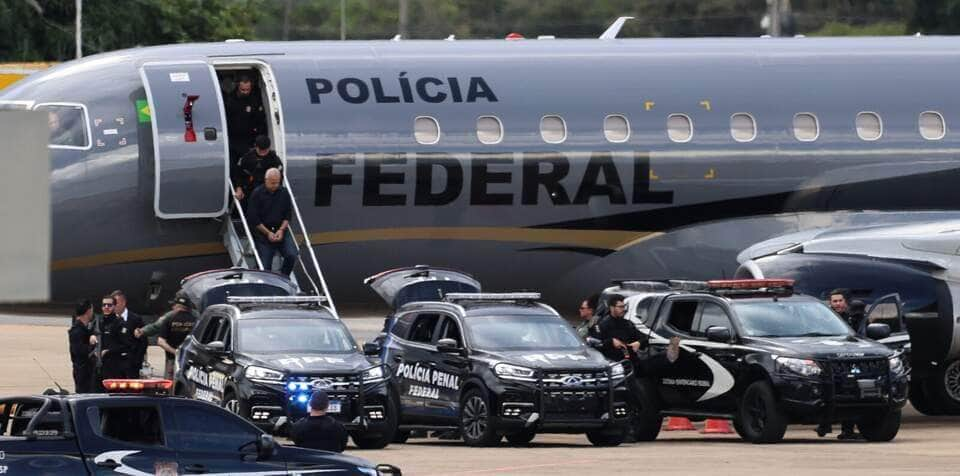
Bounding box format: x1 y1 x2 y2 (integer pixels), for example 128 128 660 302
136 99 151 123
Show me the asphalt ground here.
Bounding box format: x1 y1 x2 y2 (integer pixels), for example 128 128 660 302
3 314 960 475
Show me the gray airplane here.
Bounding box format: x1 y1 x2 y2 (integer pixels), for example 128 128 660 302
3 35 960 375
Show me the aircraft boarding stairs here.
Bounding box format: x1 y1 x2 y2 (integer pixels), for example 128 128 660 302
220 180 339 317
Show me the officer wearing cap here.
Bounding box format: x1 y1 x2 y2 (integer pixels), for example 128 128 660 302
155 293 197 379
290 390 349 453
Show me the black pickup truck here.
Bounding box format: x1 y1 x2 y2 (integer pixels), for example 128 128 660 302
0 382 400 475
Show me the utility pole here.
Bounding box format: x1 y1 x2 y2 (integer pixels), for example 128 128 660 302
282 0 293 40
769 0 781 37
340 0 346 40
75 0 82 59
398 0 409 39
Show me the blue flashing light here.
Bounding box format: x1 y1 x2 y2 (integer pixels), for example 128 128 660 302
287 383 298 392
297 394 308 404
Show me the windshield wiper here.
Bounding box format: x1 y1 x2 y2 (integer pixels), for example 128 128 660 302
793 332 840 337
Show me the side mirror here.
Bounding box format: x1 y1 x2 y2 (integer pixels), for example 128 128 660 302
257 434 275 460
436 338 463 354
866 323 891 341
207 340 227 353
362 342 381 356
705 326 732 343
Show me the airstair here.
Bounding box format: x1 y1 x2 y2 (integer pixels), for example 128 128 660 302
221 180 339 317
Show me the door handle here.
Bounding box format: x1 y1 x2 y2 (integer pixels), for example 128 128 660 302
429 362 437 367
96 460 120 469
184 463 208 473
392 355 403 363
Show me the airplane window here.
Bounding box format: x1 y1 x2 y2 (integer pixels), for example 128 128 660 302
34 104 89 149
919 111 946 141
856 112 883 141
793 113 819 142
414 116 440 145
730 113 757 142
540 115 567 144
604 114 630 143
667 114 693 143
476 116 503 144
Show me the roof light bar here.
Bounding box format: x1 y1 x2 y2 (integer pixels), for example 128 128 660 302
102 379 173 393
707 279 794 290
445 292 541 302
226 295 327 304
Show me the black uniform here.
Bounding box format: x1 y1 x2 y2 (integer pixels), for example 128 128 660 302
120 311 147 378
224 90 267 161
289 415 349 453
158 310 197 349
597 316 672 377
68 320 97 393
99 313 134 381
232 149 283 196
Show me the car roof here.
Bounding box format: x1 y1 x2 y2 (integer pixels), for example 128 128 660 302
459 302 558 318
219 306 338 321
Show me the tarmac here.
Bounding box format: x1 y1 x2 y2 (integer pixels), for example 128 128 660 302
3 313 960 475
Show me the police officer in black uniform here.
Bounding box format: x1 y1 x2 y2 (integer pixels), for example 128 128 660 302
232 134 283 203
290 390 349 453
98 295 135 384
224 74 267 165
68 299 98 393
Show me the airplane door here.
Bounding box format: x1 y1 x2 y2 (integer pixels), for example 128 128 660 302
140 62 228 219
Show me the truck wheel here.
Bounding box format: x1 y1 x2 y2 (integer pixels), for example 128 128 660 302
460 388 499 447
351 396 398 450
737 381 788 444
925 360 960 414
222 391 249 419
631 378 663 441
908 379 940 415
505 429 536 445
586 429 625 447
858 408 901 442
392 431 410 444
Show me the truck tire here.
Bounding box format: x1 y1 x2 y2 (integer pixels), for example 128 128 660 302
586 429 625 447
631 378 663 441
924 360 960 415
858 408 901 442
505 429 536 445
737 381 788 444
351 396 398 449
908 379 940 416
222 390 249 419
460 388 500 447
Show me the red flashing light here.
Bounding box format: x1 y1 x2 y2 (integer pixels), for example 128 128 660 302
505 32 525 40
103 379 173 393
707 279 794 290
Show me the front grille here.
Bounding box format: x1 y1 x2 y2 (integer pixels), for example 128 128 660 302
828 359 888 400
541 370 608 389
542 390 608 418
287 374 361 392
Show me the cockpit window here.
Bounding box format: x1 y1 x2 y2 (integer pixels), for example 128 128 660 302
33 103 90 149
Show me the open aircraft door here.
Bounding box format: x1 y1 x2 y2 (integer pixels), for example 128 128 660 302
140 62 228 218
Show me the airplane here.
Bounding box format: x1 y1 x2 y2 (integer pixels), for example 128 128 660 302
3 29 960 412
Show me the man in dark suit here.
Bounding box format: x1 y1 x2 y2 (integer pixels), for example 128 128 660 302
111 290 147 378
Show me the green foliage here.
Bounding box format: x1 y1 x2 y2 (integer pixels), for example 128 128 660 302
808 21 906 36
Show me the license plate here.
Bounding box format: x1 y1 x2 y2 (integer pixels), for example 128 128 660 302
328 400 341 414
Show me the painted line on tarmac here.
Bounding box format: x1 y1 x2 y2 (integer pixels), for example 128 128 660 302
426 458 603 475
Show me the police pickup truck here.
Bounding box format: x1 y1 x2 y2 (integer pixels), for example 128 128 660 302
366 283 632 447
618 279 908 443
0 379 400 475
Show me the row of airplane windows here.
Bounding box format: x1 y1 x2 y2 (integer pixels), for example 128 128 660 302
413 111 950 145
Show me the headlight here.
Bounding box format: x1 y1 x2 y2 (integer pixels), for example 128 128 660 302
494 363 536 381
362 365 388 383
245 365 284 383
889 355 906 375
774 357 821 377
357 468 379 476
610 362 626 378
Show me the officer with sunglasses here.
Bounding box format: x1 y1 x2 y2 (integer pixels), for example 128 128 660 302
97 294 135 386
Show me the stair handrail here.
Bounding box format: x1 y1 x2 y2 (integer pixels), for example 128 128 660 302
230 183 265 271
283 178 339 318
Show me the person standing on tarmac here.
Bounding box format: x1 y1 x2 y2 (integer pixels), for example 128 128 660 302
156 294 198 380
224 74 268 165
822 288 863 440
290 390 349 453
575 294 600 339
98 295 134 384
232 134 283 203
111 290 146 378
68 299 97 393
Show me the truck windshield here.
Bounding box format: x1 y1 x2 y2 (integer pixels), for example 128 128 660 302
238 318 356 353
733 301 852 338
466 315 583 351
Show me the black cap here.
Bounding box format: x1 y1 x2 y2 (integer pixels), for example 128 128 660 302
255 134 271 150
74 298 92 317
309 389 329 411
172 292 192 309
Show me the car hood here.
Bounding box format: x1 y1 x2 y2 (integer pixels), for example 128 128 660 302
242 352 375 374
275 445 383 471
475 347 610 370
743 335 895 359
